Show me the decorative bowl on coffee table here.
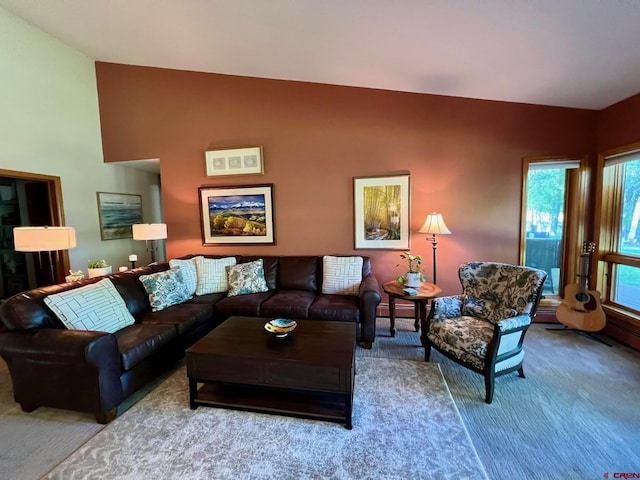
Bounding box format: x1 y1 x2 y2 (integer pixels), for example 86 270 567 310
264 318 297 338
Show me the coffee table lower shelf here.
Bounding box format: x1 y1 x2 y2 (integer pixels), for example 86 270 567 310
189 380 353 429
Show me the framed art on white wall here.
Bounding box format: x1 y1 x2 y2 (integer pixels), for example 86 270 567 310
96 192 143 240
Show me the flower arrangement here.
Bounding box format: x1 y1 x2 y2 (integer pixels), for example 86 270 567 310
88 259 108 268
66 269 85 282
396 251 427 284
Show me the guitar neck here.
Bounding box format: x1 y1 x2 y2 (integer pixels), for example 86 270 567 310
577 253 590 291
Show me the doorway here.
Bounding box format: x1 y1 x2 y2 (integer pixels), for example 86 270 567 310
0 169 69 299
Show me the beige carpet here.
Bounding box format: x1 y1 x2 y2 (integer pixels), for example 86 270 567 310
41 357 488 480
363 318 640 480
5 317 638 479
0 358 173 480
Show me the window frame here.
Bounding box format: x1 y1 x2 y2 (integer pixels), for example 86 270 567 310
520 156 587 307
595 142 640 319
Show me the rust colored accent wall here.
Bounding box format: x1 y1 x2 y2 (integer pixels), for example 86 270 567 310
96 62 597 295
597 92 640 152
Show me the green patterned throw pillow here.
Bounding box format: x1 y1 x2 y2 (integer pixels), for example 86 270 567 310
226 259 269 297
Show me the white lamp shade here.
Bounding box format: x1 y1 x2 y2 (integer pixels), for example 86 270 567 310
418 213 451 235
13 226 77 252
132 223 167 240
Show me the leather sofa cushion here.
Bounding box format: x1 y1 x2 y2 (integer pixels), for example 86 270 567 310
115 324 177 371
260 290 315 319
109 267 155 317
184 292 227 305
309 294 359 322
0 278 101 330
215 291 274 317
278 256 318 291
138 303 214 336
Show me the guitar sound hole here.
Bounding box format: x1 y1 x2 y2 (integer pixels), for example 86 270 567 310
575 292 590 303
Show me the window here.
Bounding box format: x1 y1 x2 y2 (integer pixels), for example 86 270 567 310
598 147 640 314
520 157 585 302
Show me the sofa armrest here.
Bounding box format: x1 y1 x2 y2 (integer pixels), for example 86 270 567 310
358 275 382 348
0 328 118 367
0 328 123 416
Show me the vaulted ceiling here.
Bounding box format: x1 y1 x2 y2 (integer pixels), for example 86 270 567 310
2 0 640 110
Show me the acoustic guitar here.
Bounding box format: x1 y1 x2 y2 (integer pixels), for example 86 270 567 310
556 241 606 332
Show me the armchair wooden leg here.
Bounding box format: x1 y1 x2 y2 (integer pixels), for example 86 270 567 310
517 366 525 378
361 341 373 350
424 344 432 362
484 374 495 404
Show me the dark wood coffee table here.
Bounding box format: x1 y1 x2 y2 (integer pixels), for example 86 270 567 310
186 316 356 429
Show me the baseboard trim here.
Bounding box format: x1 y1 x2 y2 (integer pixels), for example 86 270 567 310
377 303 420 319
533 305 559 324
603 315 640 351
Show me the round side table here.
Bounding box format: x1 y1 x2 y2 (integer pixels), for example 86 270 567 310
381 281 443 337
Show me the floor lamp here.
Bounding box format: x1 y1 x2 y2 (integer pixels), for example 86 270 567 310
418 213 451 285
13 226 77 285
132 223 167 263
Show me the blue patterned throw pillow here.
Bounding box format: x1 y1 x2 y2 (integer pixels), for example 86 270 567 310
226 259 269 297
169 256 201 296
139 267 192 312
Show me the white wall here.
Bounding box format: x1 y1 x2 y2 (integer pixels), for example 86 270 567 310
0 7 163 273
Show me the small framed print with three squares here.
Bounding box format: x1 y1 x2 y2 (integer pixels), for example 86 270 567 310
205 146 264 177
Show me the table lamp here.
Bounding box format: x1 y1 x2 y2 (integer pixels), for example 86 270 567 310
132 223 167 263
13 226 77 284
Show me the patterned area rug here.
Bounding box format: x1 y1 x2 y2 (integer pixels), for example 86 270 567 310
43 357 488 480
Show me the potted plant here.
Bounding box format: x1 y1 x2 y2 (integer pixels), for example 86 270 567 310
87 259 112 278
396 251 426 287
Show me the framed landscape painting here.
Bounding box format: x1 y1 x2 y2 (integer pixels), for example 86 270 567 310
199 184 275 245
96 192 143 240
353 174 410 250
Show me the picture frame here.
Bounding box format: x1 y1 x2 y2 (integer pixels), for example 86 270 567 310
198 184 275 245
205 146 264 177
96 192 143 240
353 174 410 250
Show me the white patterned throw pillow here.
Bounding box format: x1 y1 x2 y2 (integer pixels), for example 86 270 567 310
44 278 135 333
195 256 237 295
139 267 192 312
322 255 363 296
169 256 201 296
226 259 269 297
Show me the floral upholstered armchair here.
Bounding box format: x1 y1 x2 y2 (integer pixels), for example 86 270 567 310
420 262 547 403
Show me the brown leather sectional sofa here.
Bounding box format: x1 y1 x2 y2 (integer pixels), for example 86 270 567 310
0 255 381 423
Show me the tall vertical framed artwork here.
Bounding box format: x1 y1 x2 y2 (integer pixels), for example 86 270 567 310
353 174 410 250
